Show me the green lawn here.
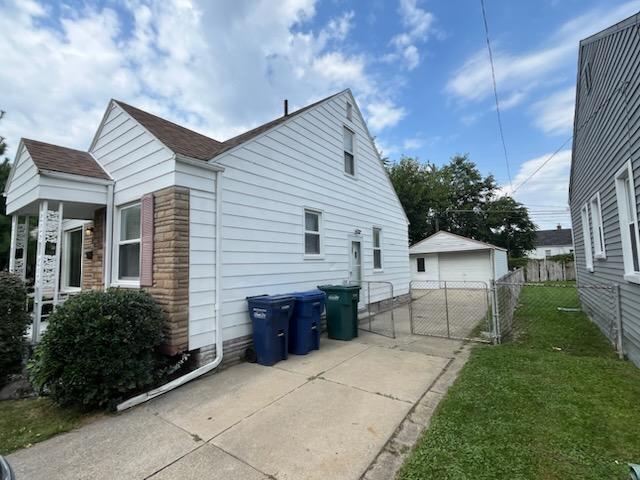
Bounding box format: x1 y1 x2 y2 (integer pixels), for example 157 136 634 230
0 397 87 455
399 284 640 480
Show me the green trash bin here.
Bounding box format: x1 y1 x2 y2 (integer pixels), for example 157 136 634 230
317 284 361 340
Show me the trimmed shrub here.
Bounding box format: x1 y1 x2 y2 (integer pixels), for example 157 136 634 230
0 272 31 385
29 289 166 410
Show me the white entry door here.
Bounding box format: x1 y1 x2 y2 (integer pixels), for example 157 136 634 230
349 240 362 283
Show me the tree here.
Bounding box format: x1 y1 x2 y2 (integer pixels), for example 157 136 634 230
0 111 11 270
387 154 537 256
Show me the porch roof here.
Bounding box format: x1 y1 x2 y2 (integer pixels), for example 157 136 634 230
4 139 112 219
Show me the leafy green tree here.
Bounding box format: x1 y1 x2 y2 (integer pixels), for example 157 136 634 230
387 154 536 256
0 111 10 270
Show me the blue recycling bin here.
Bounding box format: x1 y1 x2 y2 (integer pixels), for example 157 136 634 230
246 294 295 366
289 290 326 355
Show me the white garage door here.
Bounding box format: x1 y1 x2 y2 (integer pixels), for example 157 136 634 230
438 250 491 285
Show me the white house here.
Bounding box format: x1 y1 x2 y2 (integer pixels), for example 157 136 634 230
4 89 410 372
409 231 508 286
528 226 574 259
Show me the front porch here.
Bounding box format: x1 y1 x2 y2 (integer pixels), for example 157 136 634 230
4 139 113 342
8 200 110 342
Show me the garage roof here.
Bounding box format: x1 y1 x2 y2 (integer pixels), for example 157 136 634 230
409 231 506 255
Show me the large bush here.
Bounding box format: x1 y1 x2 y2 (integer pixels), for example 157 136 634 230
29 289 166 410
0 271 31 385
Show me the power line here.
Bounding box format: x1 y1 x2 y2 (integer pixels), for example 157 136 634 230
480 0 513 190
510 136 573 194
511 79 628 194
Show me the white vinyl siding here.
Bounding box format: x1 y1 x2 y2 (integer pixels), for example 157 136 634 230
615 161 640 283
214 91 409 342
189 185 217 350
590 192 605 258
90 103 176 206
580 204 594 272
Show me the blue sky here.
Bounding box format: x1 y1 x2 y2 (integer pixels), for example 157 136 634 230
2 0 639 228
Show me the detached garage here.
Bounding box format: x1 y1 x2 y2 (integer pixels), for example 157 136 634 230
409 231 508 287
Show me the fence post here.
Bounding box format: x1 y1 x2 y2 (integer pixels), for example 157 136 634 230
409 281 414 334
614 284 624 360
444 281 451 338
490 280 500 344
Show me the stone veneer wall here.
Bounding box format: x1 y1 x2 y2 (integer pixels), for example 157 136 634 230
82 208 105 290
146 186 190 355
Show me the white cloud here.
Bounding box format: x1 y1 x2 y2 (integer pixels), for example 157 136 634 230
366 100 407 131
403 137 425 150
0 0 405 157
446 1 640 114
530 87 576 135
503 149 573 229
386 0 435 70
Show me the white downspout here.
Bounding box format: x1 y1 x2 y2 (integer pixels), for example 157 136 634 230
103 183 115 288
117 169 224 411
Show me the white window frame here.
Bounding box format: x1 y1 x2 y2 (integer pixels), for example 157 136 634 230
615 161 640 283
545 249 552 258
580 204 594 272
416 257 425 272
346 102 353 121
343 126 356 177
372 227 383 271
61 226 84 292
112 201 141 287
303 208 324 259
590 192 606 259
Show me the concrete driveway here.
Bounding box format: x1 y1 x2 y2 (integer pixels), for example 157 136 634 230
8 305 471 480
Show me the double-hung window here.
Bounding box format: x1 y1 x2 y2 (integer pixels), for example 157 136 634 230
590 192 605 258
304 209 322 256
417 257 425 272
373 227 382 270
118 203 141 281
580 204 593 272
615 161 640 282
343 127 355 176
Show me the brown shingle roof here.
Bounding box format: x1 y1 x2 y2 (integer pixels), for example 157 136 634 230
115 90 345 160
534 228 573 247
213 90 345 156
23 139 110 180
114 100 223 161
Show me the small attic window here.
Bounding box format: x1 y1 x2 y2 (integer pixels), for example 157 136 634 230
583 61 592 94
346 102 353 121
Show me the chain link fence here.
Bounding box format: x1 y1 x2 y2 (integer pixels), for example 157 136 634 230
358 280 398 339
409 280 493 342
492 269 622 357
408 270 622 356
493 280 621 345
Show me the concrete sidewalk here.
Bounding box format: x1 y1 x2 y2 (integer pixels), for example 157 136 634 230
8 306 472 480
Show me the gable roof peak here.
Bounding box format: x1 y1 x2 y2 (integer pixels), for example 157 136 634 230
113 99 223 161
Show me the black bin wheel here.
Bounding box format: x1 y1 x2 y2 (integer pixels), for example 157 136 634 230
245 347 257 363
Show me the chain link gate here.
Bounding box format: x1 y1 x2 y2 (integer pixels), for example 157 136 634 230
358 280 397 339
409 280 494 342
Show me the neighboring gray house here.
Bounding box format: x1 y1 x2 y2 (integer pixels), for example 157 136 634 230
569 13 640 367
528 225 573 259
